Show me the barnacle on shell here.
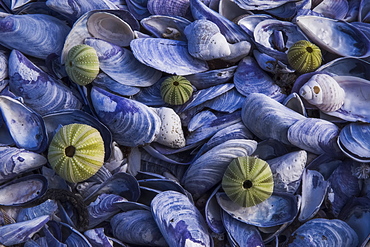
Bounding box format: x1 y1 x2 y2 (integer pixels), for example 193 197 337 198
47 123 105 183
287 40 322 74
222 156 274 207
65 44 100 86
160 75 193 105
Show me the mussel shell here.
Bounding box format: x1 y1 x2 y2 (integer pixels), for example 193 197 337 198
185 66 237 90
85 37 162 87
9 49 83 115
16 199 58 222
287 218 359 247
0 95 48 153
181 139 257 199
317 57 370 80
0 174 47 206
141 15 191 41
0 146 47 184
327 160 362 217
147 0 190 17
0 14 70 59
298 169 329 222
87 193 124 228
233 56 286 101
84 228 112 247
337 122 370 162
241 93 305 145
229 0 298 10
205 184 225 234
287 118 342 156
110 209 167 246
296 15 370 58
0 50 7 81
338 197 370 244
267 150 307 194
253 19 308 63
87 12 134 47
83 172 141 204
0 215 50 246
222 210 264 246
130 38 209 75
151 190 212 247
90 86 161 147
216 192 299 227
45 0 118 22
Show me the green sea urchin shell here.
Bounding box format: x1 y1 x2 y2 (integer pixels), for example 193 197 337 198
222 156 274 207
65 44 100 86
160 75 193 105
47 123 105 183
287 40 322 74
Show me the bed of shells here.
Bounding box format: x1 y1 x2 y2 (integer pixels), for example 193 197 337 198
0 0 370 246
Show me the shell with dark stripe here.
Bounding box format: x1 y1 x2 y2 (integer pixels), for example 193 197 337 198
65 44 100 86
47 123 105 183
160 75 193 105
222 156 274 207
287 40 322 74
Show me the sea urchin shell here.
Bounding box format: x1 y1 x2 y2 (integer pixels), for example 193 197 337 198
65 44 100 86
287 40 322 74
222 156 274 207
160 75 193 105
47 123 105 183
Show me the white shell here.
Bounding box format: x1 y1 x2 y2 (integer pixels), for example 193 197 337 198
87 12 134 47
153 107 185 148
184 19 231 60
299 74 345 112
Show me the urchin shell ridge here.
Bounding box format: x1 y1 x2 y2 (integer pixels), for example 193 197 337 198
287 40 322 74
47 123 105 183
222 156 274 207
65 44 100 86
160 75 193 105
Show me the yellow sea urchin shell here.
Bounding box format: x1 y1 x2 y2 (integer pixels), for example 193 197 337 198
222 156 274 207
160 75 193 105
287 40 322 74
47 123 105 183
65 44 100 86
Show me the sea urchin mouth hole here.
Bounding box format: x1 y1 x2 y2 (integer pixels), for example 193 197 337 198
243 180 253 189
173 81 179 86
306 46 313 53
65 146 76 157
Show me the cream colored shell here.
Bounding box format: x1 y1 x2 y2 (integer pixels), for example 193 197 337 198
153 107 185 148
299 74 345 112
184 19 231 60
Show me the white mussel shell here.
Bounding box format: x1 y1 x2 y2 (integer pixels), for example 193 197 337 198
296 15 370 58
267 150 307 194
218 0 251 21
184 19 231 60
87 12 134 47
337 122 370 163
287 118 342 156
299 73 345 112
153 107 185 149
299 169 329 222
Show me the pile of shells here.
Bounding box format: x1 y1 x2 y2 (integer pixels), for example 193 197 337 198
0 0 370 246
